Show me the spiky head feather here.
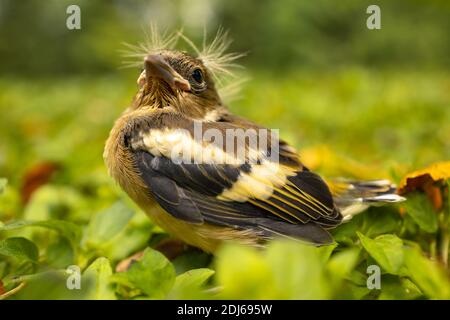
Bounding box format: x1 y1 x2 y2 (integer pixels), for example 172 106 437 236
120 25 246 102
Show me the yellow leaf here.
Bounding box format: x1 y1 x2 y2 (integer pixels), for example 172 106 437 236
398 161 450 194
398 161 450 211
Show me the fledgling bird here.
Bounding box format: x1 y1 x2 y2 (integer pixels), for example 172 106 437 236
104 29 404 253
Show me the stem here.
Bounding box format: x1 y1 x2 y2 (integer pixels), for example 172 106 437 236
0 282 26 300
441 231 449 267
430 239 437 260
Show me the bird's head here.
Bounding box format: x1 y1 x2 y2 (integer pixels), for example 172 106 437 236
132 50 221 119
125 28 243 120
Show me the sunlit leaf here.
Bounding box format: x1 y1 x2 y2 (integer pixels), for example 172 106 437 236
317 243 338 263
84 201 134 249
110 247 175 298
0 219 82 247
357 233 404 275
216 241 332 299
11 270 90 300
266 241 331 299
403 247 450 299
83 257 116 300
326 248 360 280
168 268 215 299
23 185 87 221
215 244 274 299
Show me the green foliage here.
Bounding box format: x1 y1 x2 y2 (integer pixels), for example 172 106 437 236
215 241 353 299
111 248 176 299
403 248 450 299
83 257 116 300
84 201 134 249
1 69 450 299
0 237 39 262
1 220 82 248
357 233 405 275
168 268 215 299
1 1 449 76
403 192 438 233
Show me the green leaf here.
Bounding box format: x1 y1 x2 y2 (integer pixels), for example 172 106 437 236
363 208 401 237
357 233 404 275
11 270 89 300
22 185 87 221
110 248 175 298
326 248 360 280
0 219 82 248
174 268 214 289
403 192 438 233
172 250 212 274
215 244 275 299
331 214 363 245
84 201 134 248
97 213 154 261
46 238 74 269
83 257 116 300
378 276 422 300
168 268 215 299
403 247 450 299
216 240 331 299
0 237 39 262
266 241 330 299
317 243 338 263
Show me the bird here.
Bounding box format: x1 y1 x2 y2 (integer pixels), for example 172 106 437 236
104 28 404 253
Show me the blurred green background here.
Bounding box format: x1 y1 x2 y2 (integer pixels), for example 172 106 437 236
0 0 449 300
0 0 449 184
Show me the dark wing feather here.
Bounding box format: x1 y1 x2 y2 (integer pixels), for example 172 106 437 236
138 154 203 223
134 149 337 245
128 112 341 245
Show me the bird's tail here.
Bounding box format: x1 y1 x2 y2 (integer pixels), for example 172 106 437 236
328 179 406 220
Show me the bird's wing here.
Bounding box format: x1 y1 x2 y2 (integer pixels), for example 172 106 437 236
127 112 341 244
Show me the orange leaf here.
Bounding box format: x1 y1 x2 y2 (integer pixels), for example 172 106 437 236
20 161 60 204
398 161 450 211
398 161 450 194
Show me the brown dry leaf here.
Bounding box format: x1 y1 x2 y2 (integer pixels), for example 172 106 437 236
20 161 60 204
398 161 450 194
115 251 145 273
398 161 450 211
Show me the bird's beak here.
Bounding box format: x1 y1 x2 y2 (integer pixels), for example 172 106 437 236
143 55 191 92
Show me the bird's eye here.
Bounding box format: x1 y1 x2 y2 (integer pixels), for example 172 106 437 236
191 69 203 83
